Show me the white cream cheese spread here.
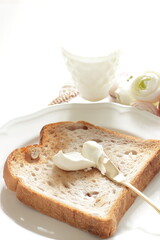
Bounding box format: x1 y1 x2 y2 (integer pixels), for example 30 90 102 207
52 141 109 175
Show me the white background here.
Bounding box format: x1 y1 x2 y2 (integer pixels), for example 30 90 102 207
1 0 160 126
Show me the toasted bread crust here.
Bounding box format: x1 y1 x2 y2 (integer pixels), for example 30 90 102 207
3 121 160 238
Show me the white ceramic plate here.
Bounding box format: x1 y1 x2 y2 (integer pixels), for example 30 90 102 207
0 102 160 240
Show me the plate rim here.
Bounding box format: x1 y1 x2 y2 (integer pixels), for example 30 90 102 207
0 101 160 239
0 102 160 133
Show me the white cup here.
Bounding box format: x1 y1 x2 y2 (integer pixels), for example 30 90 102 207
62 47 121 101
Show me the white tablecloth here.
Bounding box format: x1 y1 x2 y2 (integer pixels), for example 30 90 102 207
1 0 160 127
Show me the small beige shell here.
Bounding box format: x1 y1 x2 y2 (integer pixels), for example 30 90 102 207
49 84 79 105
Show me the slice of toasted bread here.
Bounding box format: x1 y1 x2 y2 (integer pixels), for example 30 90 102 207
3 121 160 238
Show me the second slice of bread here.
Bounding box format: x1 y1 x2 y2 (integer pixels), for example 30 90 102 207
3 121 160 238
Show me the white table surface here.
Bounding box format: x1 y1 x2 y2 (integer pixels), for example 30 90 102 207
1 0 160 127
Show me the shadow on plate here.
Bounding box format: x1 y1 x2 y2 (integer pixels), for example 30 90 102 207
0 187 97 240
117 172 160 237
1 172 160 239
